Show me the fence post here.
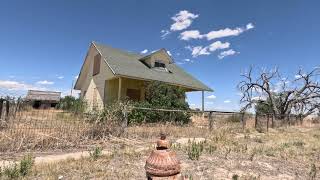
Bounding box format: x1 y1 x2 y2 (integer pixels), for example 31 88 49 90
266 114 269 132
120 106 128 136
0 99 3 119
271 115 274 128
5 99 10 121
255 114 258 129
241 112 246 129
209 111 213 130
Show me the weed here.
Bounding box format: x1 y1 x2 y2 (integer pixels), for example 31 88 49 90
4 163 20 179
224 147 232 159
309 163 317 180
20 154 34 176
232 174 239 180
187 140 204 160
89 146 103 161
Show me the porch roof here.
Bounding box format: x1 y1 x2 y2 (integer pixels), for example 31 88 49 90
94 42 213 92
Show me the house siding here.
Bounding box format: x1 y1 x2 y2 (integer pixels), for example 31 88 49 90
81 46 115 110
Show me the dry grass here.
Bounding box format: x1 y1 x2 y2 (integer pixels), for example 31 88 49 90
2 123 318 179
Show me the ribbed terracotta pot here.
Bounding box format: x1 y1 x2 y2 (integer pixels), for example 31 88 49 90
145 134 181 179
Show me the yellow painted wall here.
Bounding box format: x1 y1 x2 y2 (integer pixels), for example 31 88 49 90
143 50 171 67
104 77 146 104
80 46 115 110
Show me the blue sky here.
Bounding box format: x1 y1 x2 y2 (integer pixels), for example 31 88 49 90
0 1 319 111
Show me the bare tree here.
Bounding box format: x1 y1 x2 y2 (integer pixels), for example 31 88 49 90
238 66 320 119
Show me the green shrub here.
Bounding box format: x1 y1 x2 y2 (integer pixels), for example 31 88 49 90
4 164 20 179
19 154 34 176
89 146 103 161
187 140 204 160
58 96 87 114
128 81 191 124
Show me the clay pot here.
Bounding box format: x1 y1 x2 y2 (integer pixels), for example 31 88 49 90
145 134 181 178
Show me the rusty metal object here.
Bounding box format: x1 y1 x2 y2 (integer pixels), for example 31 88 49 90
145 133 181 178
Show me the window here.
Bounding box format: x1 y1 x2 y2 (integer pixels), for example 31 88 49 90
154 61 166 68
93 54 101 76
126 89 141 101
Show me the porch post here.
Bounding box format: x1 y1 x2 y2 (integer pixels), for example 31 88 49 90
118 77 122 101
201 90 204 112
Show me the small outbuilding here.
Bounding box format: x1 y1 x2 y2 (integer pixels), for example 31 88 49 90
26 90 61 109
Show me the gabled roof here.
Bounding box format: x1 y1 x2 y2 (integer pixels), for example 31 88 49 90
26 90 61 101
82 42 212 91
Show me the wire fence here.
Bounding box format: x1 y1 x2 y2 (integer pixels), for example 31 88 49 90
1 94 320 154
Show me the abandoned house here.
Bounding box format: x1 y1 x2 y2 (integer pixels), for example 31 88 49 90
26 90 61 109
74 42 212 110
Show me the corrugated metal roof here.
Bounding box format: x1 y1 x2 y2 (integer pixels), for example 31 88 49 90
26 90 61 101
94 42 213 91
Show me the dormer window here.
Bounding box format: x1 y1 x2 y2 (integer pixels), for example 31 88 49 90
154 60 166 68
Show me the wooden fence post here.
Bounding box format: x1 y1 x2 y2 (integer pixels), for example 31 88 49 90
241 112 246 129
255 114 258 129
209 111 213 130
266 114 269 132
120 106 128 136
5 100 10 121
0 99 3 119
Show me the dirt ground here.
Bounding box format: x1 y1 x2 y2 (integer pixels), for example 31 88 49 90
1 122 319 180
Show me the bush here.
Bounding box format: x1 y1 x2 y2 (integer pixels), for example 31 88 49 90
2 154 34 179
187 140 204 160
58 96 87 114
89 146 103 161
128 82 191 124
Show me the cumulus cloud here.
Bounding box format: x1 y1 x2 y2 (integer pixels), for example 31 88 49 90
166 50 172 56
36 80 54 85
180 30 203 40
246 23 254 30
180 23 255 41
170 10 199 31
208 41 230 51
206 94 216 99
186 46 210 57
186 41 230 57
206 27 245 40
218 49 238 59
0 80 46 91
140 49 148 54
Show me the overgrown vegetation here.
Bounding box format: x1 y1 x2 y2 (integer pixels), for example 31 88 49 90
1 154 34 179
89 146 103 161
58 96 87 113
129 81 191 124
187 140 204 160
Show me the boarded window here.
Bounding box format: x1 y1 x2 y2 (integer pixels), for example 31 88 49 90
126 89 141 101
154 60 166 68
93 54 101 76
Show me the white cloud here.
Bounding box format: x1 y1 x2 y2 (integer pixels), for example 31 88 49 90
206 94 216 99
161 30 171 39
0 80 47 91
75 75 79 79
224 100 231 103
57 76 64 79
186 41 229 57
36 80 54 85
206 102 214 104
206 27 245 40
166 50 172 56
140 49 148 54
218 49 238 59
208 41 230 51
246 23 254 30
187 46 210 57
180 30 203 40
170 10 199 31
